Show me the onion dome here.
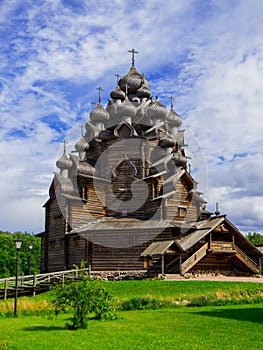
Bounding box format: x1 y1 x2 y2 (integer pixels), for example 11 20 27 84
117 96 137 118
119 66 144 94
136 83 151 99
56 153 72 170
146 97 168 120
110 85 126 101
106 100 118 116
167 107 182 127
75 136 89 153
89 103 109 124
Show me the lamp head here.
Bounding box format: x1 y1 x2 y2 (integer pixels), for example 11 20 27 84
14 239 23 250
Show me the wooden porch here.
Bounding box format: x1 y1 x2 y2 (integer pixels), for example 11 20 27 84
181 241 260 275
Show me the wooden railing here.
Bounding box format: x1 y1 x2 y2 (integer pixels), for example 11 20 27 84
181 243 208 274
234 245 260 274
210 241 234 251
0 268 90 300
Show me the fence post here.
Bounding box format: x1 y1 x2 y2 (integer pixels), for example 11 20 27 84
21 273 24 286
33 272 37 297
4 279 7 300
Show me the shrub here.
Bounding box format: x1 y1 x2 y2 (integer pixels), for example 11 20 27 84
120 297 172 311
49 277 116 330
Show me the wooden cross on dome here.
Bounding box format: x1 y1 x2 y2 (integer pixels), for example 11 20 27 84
170 96 174 109
128 48 138 67
96 87 103 104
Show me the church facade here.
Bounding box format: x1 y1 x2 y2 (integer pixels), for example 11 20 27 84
38 51 262 276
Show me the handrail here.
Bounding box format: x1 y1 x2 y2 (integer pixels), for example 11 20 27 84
0 268 89 284
0 268 90 299
181 243 208 274
234 245 259 273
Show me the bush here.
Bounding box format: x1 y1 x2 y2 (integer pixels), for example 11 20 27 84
49 277 116 330
120 297 172 311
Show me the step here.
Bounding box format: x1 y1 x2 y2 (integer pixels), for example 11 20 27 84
163 274 185 280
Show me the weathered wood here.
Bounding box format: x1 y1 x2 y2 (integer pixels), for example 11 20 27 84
181 243 208 274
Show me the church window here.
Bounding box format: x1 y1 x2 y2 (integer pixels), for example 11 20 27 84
177 206 187 217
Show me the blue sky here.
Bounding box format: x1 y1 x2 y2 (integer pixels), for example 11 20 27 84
0 0 263 235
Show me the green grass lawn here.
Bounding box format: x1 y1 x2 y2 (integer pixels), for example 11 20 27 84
107 279 263 301
0 304 262 350
0 280 262 349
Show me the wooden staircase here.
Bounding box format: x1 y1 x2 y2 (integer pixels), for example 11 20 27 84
234 245 260 274
181 243 208 274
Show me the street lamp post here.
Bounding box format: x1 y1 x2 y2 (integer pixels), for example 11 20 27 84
28 244 33 275
14 239 23 317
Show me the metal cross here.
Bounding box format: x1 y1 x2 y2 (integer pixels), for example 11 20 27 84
170 96 174 109
96 87 103 104
128 48 138 67
115 73 121 83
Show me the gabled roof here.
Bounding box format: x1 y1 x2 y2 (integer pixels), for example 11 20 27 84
175 215 262 256
141 240 174 256
176 216 225 251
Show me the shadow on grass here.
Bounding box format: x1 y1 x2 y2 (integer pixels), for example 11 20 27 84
23 325 66 331
193 308 263 324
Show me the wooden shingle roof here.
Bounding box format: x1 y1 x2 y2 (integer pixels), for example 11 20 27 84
141 240 174 256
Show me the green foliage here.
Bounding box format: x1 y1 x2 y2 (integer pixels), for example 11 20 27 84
246 232 263 245
49 277 116 330
0 230 41 277
120 297 172 311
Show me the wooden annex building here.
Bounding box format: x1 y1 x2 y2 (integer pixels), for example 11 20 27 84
38 51 262 277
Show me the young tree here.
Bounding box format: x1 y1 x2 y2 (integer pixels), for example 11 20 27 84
49 275 116 330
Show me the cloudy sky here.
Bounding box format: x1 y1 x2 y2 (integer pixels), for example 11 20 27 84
0 0 262 235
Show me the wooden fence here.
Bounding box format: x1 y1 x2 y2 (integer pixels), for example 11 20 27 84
0 267 91 300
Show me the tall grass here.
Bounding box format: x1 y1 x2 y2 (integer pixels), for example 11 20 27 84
0 297 50 316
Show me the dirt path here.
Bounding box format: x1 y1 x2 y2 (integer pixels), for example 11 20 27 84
165 276 263 283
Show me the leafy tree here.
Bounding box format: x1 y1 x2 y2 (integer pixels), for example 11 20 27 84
246 232 263 246
0 230 41 277
49 275 116 330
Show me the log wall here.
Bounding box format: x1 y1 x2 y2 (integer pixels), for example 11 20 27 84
45 198 67 272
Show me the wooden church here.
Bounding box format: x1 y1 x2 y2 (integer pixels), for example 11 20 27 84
38 50 262 276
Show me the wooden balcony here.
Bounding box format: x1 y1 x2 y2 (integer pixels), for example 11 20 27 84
209 241 235 253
